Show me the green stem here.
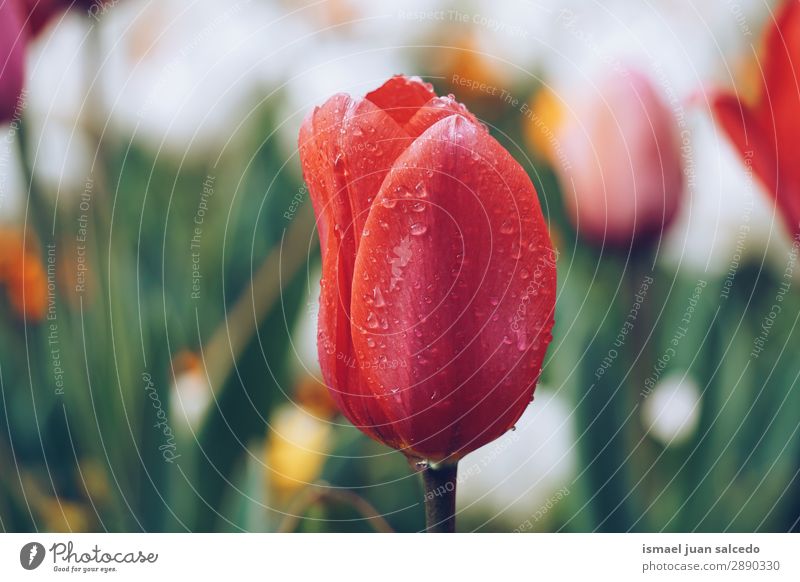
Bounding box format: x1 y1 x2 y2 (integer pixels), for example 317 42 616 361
421 462 458 533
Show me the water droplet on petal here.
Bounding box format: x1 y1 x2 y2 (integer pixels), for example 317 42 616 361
373 286 386 307
489 296 499 306
500 221 516 235
516 330 529 351
381 198 397 209
366 338 375 348
414 182 428 198
366 312 379 329
411 202 426 213
520 268 530 280
410 223 427 236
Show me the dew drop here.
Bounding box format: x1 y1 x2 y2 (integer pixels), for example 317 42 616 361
500 220 515 235
366 338 375 348
520 268 530 280
410 223 428 236
411 202 426 213
414 182 428 198
366 312 379 329
381 198 397 209
489 296 499 306
373 286 386 307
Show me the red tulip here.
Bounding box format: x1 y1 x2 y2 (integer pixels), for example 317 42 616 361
556 69 684 246
712 0 800 238
299 75 556 463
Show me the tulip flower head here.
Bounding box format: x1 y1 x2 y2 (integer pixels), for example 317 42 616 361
555 69 684 247
712 0 800 238
299 75 556 464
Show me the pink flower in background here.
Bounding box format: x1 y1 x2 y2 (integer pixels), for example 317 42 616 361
556 69 685 247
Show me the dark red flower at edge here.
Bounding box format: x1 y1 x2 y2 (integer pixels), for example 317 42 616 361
712 0 800 238
1 0 113 122
299 75 556 463
0 0 28 122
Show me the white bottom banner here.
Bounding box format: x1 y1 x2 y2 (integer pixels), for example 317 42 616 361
0 533 797 581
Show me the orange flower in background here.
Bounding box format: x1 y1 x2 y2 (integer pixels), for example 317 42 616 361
0 229 47 322
712 0 800 238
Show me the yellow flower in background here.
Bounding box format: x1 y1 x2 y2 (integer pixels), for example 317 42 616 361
40 498 92 533
264 377 336 501
523 87 565 165
21 474 92 532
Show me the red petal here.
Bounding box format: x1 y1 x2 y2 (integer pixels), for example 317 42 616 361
763 0 800 129
298 93 414 447
403 95 482 138
350 114 556 461
712 93 783 218
0 1 27 122
365 75 436 126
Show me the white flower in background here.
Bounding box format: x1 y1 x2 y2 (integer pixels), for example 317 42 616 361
662 111 789 278
169 352 212 435
463 0 554 84
25 12 94 200
457 388 577 527
0 125 26 223
642 372 702 447
542 0 766 96
98 0 307 161
279 0 446 46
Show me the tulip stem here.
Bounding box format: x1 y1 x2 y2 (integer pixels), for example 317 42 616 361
421 462 458 533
